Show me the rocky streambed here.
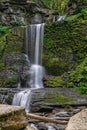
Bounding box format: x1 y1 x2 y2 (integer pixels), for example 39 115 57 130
0 88 87 130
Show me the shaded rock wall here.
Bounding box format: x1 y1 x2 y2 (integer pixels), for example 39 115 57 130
0 0 56 25
0 27 31 88
67 0 87 15
0 0 87 89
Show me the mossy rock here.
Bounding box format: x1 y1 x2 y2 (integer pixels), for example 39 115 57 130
43 7 87 77
0 26 27 88
46 93 74 104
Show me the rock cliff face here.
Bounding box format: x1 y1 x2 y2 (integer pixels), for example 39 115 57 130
0 27 31 88
0 0 87 90
0 0 56 25
0 0 37 25
43 0 87 89
67 0 87 15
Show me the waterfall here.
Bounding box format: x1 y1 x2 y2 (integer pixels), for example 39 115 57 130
12 89 31 112
13 23 45 112
53 14 66 22
28 23 45 88
57 14 66 22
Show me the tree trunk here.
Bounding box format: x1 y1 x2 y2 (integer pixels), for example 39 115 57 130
26 113 68 124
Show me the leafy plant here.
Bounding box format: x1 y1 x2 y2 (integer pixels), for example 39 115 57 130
33 0 69 14
69 56 87 94
45 76 64 87
0 25 10 35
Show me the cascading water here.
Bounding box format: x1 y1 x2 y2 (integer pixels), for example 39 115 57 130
57 14 66 22
53 14 66 22
28 23 45 88
12 23 45 112
12 89 31 112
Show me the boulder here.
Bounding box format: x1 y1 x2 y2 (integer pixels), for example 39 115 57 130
66 108 87 130
0 104 28 130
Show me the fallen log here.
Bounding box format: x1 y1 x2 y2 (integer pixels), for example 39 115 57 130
26 113 68 124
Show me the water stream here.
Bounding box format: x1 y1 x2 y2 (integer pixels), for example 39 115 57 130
12 23 57 130
13 23 45 112
53 14 66 22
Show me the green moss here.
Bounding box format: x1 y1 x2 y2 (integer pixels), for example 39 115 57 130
0 26 25 88
43 11 87 76
43 7 87 93
47 94 74 104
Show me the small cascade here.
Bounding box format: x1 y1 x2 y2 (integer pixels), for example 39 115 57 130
12 23 45 112
13 89 32 112
53 14 66 22
57 14 66 22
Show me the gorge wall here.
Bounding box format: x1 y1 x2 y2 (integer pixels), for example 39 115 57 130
0 0 87 94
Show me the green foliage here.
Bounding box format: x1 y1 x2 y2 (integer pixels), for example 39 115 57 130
43 17 87 76
10 16 25 26
81 8 87 15
66 8 87 22
50 0 69 14
43 7 87 93
0 25 10 36
43 54 68 75
45 76 64 87
0 75 17 88
33 0 69 14
69 56 87 94
65 13 81 21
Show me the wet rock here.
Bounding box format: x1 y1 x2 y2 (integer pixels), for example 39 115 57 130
37 122 48 130
72 108 81 114
0 88 21 104
31 13 43 24
66 108 87 130
54 116 70 121
0 26 31 88
30 88 87 112
0 0 58 25
55 111 69 117
0 104 28 130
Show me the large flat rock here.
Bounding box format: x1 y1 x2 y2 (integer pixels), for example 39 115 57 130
30 88 87 112
0 88 87 113
0 104 28 130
